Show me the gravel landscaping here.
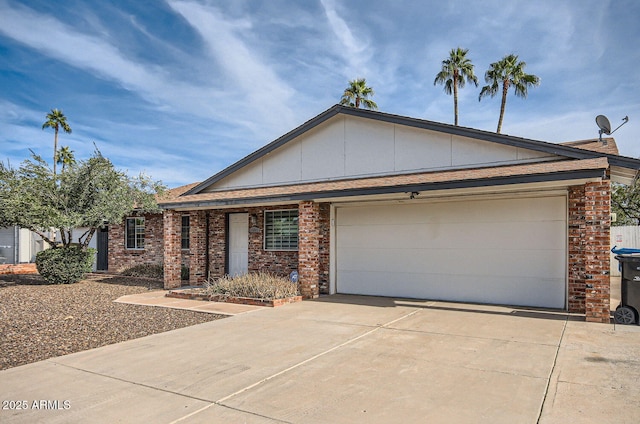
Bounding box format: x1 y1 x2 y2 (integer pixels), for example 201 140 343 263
0 274 227 370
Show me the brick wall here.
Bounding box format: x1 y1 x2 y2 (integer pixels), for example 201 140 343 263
163 210 181 289
108 213 164 272
298 201 321 299
584 181 611 323
0 263 38 275
208 205 300 279
568 186 586 313
318 203 330 294
188 210 207 285
568 181 611 323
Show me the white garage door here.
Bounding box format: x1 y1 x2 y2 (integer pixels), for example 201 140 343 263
335 196 566 309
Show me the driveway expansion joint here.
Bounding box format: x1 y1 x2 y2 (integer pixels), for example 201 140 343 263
170 308 421 423
536 316 568 423
48 360 215 404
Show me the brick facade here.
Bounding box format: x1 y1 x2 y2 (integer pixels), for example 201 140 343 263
163 210 182 289
567 181 611 323
568 186 586 313
207 205 300 279
318 203 331 294
298 201 321 299
110 184 611 322
108 213 164 272
583 181 612 323
188 210 207 285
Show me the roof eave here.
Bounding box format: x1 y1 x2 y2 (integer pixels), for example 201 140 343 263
161 168 606 210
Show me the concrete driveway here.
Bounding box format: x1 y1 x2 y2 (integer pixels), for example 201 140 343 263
2 295 639 423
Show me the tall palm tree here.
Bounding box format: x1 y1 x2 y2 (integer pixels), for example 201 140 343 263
56 146 76 172
340 78 378 110
434 47 478 126
42 108 72 176
478 54 540 133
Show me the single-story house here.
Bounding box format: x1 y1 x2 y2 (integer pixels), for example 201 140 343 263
108 105 640 323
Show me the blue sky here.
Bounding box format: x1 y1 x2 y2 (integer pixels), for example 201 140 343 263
1 0 639 188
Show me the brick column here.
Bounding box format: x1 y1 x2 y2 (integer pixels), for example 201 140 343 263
298 201 320 299
584 181 611 323
568 186 586 313
189 210 207 285
163 209 181 289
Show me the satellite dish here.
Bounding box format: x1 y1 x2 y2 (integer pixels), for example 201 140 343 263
595 114 629 145
596 115 611 135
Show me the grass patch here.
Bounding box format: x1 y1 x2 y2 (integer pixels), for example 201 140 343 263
204 272 299 300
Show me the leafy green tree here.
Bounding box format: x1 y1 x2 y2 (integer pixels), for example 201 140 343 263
478 54 540 133
612 182 640 226
0 150 165 249
56 146 76 172
42 108 72 177
340 78 378 110
434 47 478 126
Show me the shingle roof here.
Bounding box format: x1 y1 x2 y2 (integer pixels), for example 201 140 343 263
160 158 609 208
561 138 619 155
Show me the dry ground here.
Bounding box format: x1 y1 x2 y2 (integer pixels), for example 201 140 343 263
0 274 226 370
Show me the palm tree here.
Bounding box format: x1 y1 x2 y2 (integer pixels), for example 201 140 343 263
434 47 478 126
340 78 378 110
56 146 76 172
478 54 540 133
42 108 72 176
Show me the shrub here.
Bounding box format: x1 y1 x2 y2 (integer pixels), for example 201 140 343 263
120 263 164 279
36 246 96 284
204 272 299 300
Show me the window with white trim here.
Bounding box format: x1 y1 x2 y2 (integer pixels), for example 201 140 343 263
125 217 145 249
264 210 298 251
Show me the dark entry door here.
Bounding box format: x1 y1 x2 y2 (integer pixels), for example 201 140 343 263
96 227 109 271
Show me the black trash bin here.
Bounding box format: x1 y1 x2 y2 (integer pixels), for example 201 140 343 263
613 255 640 325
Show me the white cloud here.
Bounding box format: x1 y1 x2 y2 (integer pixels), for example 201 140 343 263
167 0 298 134
319 0 372 78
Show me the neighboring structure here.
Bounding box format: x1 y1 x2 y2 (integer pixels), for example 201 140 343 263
0 226 105 271
108 105 640 323
0 226 45 265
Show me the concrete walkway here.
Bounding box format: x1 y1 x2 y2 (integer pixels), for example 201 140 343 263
2 295 639 423
114 290 262 315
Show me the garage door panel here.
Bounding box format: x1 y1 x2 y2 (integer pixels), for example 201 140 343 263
338 197 566 226
336 196 567 309
338 220 565 250
337 246 565 278
338 270 564 308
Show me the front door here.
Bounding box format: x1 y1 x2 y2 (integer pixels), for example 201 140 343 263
96 227 108 271
228 213 248 276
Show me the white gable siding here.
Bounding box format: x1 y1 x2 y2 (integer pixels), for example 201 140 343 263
262 139 301 185
205 115 557 192
395 125 452 170
301 120 345 180
344 117 395 175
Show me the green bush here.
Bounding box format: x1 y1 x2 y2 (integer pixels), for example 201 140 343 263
120 263 164 279
36 247 96 284
204 272 299 300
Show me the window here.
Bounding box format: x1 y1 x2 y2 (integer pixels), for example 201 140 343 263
264 210 298 251
181 215 190 249
125 217 145 249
